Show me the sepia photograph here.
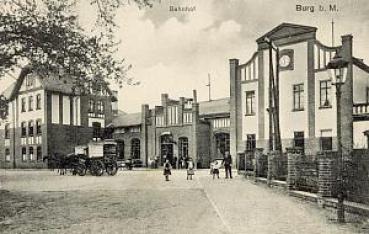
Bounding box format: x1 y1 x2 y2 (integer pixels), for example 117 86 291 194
0 0 369 233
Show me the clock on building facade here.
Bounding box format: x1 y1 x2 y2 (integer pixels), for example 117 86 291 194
279 49 294 71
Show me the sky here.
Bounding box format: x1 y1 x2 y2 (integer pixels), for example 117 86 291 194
1 0 369 113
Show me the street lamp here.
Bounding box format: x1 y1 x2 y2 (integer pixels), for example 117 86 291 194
326 53 349 223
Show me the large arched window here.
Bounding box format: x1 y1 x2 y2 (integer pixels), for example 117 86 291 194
178 137 189 159
131 138 140 159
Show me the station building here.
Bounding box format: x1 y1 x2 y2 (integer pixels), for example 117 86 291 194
110 91 230 168
0 67 118 168
230 23 369 159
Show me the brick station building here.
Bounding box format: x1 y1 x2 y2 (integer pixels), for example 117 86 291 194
0 67 118 168
110 91 230 168
230 23 369 159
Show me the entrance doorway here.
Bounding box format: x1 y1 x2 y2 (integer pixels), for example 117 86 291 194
215 133 230 158
160 135 175 165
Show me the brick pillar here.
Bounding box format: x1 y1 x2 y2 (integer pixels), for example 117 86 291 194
318 152 337 198
267 151 275 184
287 152 301 191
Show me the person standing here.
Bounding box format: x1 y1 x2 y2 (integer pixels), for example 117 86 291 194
212 160 220 179
163 159 172 181
187 158 195 180
223 151 233 179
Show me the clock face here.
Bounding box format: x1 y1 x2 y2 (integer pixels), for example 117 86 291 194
279 55 291 68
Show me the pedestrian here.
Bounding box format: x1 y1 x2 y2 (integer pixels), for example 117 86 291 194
223 151 233 179
187 158 195 180
212 160 220 179
174 156 178 169
163 159 172 181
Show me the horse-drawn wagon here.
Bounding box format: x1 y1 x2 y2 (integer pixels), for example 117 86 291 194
46 140 119 176
73 140 119 176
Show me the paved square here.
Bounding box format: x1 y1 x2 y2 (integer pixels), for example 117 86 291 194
0 169 366 233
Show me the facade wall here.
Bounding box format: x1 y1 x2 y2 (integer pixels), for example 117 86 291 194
0 72 116 168
233 24 366 158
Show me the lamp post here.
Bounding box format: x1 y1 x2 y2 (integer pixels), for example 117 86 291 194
326 53 349 223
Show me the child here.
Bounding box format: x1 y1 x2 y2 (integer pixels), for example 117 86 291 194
187 158 194 180
163 159 172 181
212 160 220 179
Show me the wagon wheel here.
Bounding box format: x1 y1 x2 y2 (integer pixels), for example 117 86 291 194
90 160 104 176
106 161 118 176
77 164 87 176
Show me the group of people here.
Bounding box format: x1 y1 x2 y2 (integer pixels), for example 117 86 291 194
163 151 233 181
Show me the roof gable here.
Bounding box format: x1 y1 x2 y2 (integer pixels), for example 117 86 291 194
256 23 317 43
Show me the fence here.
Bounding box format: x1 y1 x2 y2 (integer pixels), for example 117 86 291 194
347 149 369 205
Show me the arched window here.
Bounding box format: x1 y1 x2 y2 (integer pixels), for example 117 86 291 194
178 137 189 159
131 138 140 159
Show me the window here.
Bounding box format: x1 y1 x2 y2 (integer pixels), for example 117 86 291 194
29 147 34 160
26 76 34 87
320 129 333 151
246 134 256 151
178 137 189 159
129 126 141 133
36 146 42 161
293 132 304 152
21 122 27 137
245 91 255 115
36 119 42 135
131 138 140 159
22 147 27 161
92 122 101 139
167 106 178 125
156 115 164 126
96 100 104 113
213 118 230 128
5 149 10 161
36 94 42 110
117 141 124 160
320 80 332 107
366 87 369 103
293 84 304 111
28 121 34 137
28 96 33 111
21 97 26 112
5 123 10 139
183 112 192 124
89 99 95 113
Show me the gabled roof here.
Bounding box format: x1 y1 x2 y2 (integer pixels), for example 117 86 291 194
256 23 317 43
199 97 230 116
111 112 142 127
1 67 117 101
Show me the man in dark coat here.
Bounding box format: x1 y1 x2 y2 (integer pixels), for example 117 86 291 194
223 151 233 179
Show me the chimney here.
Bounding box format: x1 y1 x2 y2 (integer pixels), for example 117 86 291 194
193 90 197 103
